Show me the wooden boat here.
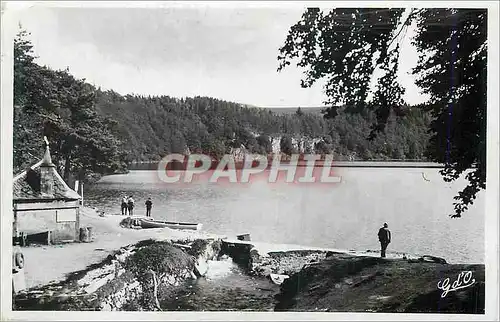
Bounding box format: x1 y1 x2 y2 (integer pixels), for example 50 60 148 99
139 218 202 231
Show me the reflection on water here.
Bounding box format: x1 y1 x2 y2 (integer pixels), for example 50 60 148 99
85 166 485 263
161 258 279 311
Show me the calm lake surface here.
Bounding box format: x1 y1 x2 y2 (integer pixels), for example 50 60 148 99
85 164 485 264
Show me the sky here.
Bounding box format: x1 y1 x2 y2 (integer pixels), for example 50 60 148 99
9 3 429 108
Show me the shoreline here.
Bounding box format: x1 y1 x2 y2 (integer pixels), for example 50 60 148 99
19 206 474 290
20 207 220 289
14 207 485 313
128 160 448 171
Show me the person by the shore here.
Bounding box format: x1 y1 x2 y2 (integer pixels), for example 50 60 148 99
121 196 128 215
145 197 152 217
378 223 391 258
127 196 135 216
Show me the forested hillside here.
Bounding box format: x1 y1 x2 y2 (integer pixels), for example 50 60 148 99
13 30 432 182
95 91 432 163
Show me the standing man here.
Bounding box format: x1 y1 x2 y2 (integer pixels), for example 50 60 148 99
127 196 135 216
378 223 391 258
145 197 153 217
121 196 128 216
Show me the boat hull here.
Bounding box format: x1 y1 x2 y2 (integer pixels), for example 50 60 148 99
139 218 202 231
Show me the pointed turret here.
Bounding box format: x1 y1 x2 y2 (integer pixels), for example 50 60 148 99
40 136 55 197
40 136 55 167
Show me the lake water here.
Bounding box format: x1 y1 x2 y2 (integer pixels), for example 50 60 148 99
161 257 279 311
85 164 485 264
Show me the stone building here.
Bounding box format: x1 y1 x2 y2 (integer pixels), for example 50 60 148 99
12 141 81 244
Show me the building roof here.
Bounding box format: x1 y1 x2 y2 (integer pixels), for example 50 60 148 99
13 144 81 202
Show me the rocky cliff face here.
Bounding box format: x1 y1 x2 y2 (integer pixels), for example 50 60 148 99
269 136 325 155
228 135 326 160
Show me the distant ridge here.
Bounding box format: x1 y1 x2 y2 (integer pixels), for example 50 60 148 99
258 106 326 115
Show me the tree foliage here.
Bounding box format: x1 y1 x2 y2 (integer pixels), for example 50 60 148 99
14 29 126 182
124 241 195 311
278 8 487 218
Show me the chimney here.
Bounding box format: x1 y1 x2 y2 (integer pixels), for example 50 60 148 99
40 136 55 198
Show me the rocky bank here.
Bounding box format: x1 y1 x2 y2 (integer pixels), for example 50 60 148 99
12 212 485 314
14 238 222 311
274 254 485 314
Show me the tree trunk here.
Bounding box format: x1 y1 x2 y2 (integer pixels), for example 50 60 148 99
149 270 162 311
63 154 71 183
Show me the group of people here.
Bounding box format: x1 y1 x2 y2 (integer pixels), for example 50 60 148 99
120 196 153 217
